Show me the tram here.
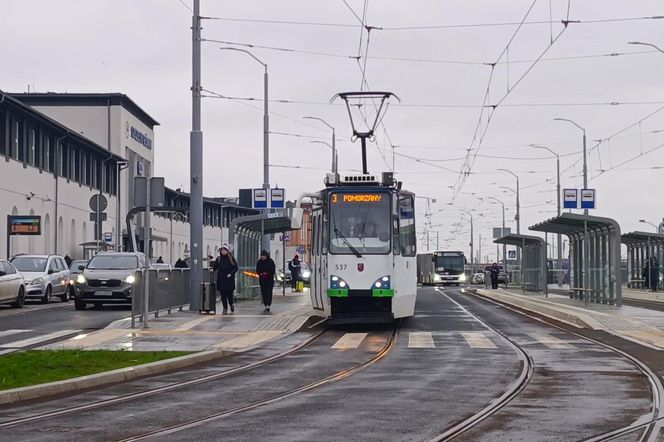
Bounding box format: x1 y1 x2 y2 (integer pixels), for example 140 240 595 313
299 172 417 324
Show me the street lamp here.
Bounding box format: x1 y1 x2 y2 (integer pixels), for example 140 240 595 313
459 208 474 273
303 116 337 173
555 117 588 304
488 196 506 267
309 140 337 173
498 169 521 270
639 219 658 231
531 144 563 272
220 47 270 252
628 41 664 54
115 160 129 252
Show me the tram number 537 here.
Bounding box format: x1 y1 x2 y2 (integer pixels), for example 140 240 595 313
335 264 348 270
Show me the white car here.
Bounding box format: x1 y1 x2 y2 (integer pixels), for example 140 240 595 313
0 260 26 308
10 254 70 303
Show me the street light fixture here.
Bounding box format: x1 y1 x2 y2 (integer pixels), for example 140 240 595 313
628 41 664 54
459 208 474 273
303 116 337 173
220 47 270 251
498 169 521 269
488 196 507 266
639 219 658 231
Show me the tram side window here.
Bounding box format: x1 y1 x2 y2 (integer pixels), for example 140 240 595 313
399 196 416 257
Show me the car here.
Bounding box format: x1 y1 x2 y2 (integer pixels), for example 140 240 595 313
67 260 88 300
74 252 145 310
471 272 485 285
11 254 70 303
0 260 26 308
277 261 311 285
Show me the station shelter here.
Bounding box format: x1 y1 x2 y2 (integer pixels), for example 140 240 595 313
621 231 664 290
494 234 547 294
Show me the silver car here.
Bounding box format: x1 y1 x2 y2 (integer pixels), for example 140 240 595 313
74 252 145 310
10 255 70 303
0 260 26 308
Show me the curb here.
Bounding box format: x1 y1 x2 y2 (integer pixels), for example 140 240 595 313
474 288 597 329
0 348 230 406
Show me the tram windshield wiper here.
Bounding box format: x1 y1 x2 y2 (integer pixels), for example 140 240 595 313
333 227 362 258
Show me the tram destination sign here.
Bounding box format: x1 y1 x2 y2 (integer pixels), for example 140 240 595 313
8 215 41 236
332 193 384 204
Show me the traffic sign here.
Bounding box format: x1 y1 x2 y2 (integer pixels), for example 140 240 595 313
103 232 113 243
508 250 516 259
90 212 108 222
581 189 595 209
563 189 578 209
89 194 108 212
271 188 285 208
253 188 268 209
283 232 291 242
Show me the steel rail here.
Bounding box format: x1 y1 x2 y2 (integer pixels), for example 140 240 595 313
0 329 326 428
119 325 399 441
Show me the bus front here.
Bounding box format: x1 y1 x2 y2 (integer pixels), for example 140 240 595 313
327 189 394 323
433 251 467 286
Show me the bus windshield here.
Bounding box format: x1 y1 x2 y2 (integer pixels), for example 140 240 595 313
435 254 464 274
329 191 391 255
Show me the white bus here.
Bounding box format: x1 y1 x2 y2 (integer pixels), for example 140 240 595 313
417 251 467 286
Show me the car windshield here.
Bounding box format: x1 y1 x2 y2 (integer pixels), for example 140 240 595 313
329 192 391 255
11 257 47 272
87 255 138 270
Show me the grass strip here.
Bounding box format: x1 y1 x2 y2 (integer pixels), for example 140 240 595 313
0 349 191 391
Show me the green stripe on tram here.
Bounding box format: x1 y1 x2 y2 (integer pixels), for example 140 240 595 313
372 288 394 297
327 289 349 297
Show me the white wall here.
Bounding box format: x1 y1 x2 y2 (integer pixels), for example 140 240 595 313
32 105 110 150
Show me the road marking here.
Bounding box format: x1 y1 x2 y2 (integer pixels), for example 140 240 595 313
0 330 82 349
217 331 284 350
461 331 497 349
534 334 574 349
0 329 31 338
331 333 368 349
408 332 435 348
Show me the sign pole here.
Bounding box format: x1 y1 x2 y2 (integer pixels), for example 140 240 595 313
143 177 151 329
6 215 10 260
282 234 286 296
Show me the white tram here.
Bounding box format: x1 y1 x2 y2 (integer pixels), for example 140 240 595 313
300 172 417 324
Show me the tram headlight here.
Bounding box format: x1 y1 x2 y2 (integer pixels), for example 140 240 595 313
330 275 349 289
373 276 391 289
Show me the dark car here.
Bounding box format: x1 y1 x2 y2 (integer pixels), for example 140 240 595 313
74 252 145 310
68 259 88 300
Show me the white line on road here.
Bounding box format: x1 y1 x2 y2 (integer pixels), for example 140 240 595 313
0 330 82 349
461 331 498 349
408 332 435 348
331 333 368 349
0 329 32 338
534 334 574 349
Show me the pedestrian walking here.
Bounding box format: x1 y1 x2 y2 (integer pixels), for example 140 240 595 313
489 263 500 289
650 256 660 292
289 254 301 291
643 264 650 290
212 245 238 314
256 250 276 311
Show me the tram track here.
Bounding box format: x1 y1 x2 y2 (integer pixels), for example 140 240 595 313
118 324 399 441
0 328 327 429
463 288 664 442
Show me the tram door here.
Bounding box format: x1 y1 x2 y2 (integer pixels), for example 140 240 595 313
310 210 325 311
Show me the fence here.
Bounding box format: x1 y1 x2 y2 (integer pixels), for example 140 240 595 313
131 268 192 327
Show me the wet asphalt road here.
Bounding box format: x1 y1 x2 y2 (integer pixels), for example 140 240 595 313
0 286 657 441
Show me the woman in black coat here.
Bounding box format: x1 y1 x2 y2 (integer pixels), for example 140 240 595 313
213 245 238 314
256 250 276 311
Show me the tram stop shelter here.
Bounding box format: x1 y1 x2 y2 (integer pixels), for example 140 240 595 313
530 213 622 306
229 211 301 298
494 234 547 294
621 231 664 290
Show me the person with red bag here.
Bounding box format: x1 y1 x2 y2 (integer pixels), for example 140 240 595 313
256 250 276 311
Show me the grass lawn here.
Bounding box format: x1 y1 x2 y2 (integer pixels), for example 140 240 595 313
0 350 191 391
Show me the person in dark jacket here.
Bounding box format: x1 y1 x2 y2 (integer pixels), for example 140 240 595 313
256 250 276 311
489 263 500 289
212 245 238 314
650 256 660 292
289 254 301 291
64 255 72 268
156 256 164 264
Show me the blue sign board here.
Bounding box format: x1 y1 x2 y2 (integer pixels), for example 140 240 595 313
563 189 578 209
130 126 152 149
581 189 595 209
271 188 285 208
253 188 268 209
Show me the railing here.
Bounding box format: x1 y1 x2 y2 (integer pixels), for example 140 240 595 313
131 268 191 327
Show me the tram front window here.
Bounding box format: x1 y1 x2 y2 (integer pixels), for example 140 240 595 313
329 192 391 255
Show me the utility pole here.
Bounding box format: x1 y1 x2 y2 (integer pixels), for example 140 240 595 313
303 117 337 173
499 169 521 272
460 208 474 273
262 60 270 253
190 0 203 310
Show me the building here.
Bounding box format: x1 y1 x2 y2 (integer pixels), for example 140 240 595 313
0 91 255 262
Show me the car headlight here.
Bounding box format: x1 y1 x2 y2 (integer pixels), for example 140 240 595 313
125 275 136 284
76 274 86 284
302 271 311 279
31 278 44 286
459 273 467 282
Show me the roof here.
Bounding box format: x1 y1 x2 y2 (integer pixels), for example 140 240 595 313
165 187 259 213
1 91 125 162
494 233 545 248
621 231 664 246
230 213 296 235
529 213 621 237
8 92 159 128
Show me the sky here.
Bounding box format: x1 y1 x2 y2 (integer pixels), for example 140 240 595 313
3 0 664 259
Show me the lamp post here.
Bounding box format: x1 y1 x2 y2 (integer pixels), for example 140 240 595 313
531 144 562 277
639 219 658 231
309 141 337 174
555 117 588 304
628 41 664 54
303 116 336 173
459 208 474 273
498 169 521 273
115 160 128 252
488 197 506 267
220 47 270 252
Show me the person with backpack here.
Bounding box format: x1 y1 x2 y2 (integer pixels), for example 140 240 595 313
256 250 276 311
212 245 238 314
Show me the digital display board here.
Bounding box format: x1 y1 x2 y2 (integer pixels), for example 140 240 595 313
9 215 41 235
331 193 384 204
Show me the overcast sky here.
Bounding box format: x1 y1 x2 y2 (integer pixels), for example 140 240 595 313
3 0 664 258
